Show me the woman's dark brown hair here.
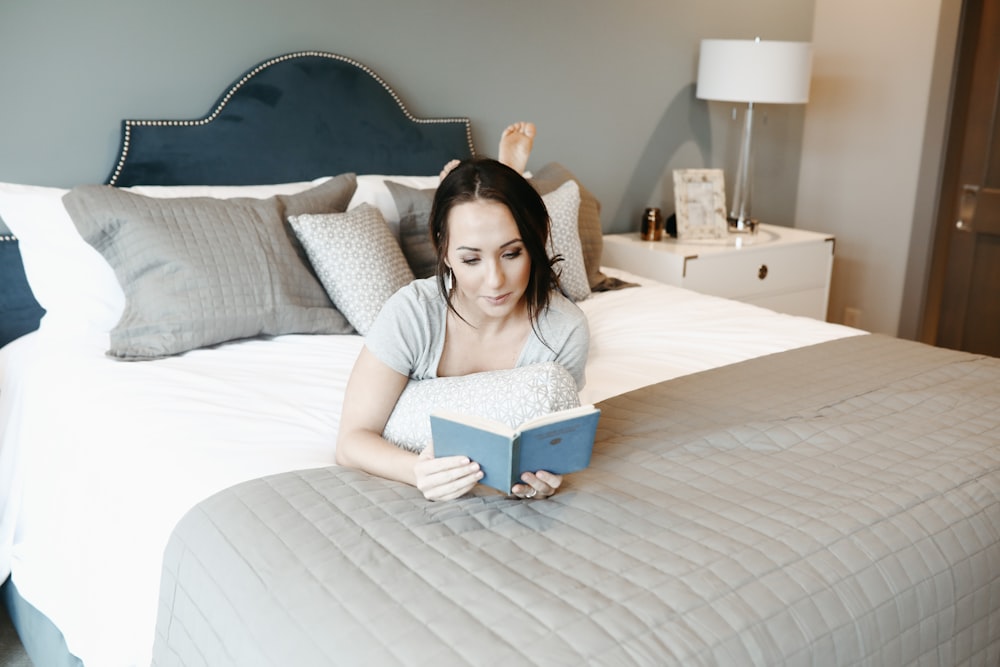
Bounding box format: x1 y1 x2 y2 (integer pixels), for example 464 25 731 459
429 158 562 328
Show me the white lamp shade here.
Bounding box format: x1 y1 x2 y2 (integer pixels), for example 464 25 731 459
696 39 812 104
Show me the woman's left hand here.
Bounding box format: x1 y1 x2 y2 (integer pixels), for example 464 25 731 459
512 470 561 499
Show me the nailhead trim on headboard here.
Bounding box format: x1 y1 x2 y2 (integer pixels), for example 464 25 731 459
1 234 17 243
107 51 476 186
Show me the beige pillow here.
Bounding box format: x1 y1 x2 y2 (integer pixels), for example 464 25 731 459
530 162 615 292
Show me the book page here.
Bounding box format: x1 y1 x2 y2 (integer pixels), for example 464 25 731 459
430 409 515 437
517 404 597 430
431 405 597 436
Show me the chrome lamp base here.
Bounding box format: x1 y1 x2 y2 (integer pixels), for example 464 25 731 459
728 216 758 234
728 101 758 235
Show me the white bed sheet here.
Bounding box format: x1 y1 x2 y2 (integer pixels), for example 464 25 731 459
578 271 861 405
0 269 863 666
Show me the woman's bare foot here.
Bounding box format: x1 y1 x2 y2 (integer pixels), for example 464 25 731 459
439 159 460 181
438 122 535 179
498 122 536 174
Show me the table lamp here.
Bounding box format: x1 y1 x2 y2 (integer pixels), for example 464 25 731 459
696 38 812 232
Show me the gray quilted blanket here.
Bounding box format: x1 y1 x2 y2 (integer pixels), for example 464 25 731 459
152 334 1000 666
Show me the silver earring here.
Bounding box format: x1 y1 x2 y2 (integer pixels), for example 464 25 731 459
444 269 453 291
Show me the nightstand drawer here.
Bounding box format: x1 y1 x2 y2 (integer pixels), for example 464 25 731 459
683 241 832 301
601 226 834 319
749 287 830 320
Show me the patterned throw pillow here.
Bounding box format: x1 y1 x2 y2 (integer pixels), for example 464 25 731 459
289 204 414 335
543 181 589 302
382 362 581 453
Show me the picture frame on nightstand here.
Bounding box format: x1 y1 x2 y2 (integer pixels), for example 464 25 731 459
673 169 728 240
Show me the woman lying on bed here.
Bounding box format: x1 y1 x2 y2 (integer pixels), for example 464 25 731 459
336 123 590 501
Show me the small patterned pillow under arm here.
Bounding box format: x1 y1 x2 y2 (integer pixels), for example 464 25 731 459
289 203 414 335
63 175 358 360
382 362 581 453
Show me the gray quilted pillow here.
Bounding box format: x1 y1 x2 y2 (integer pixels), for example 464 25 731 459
289 204 414 335
384 180 437 279
63 176 358 360
382 362 581 453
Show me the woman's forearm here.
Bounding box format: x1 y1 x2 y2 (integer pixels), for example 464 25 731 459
335 428 419 486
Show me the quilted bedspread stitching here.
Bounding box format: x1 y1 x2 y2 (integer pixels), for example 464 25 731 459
153 335 1000 666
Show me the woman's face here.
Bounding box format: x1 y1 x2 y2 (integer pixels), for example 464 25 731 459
445 199 531 322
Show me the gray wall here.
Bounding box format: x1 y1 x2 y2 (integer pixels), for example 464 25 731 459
796 0 960 336
0 0 814 235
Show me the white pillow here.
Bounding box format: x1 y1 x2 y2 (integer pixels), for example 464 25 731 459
124 177 331 199
382 362 581 453
349 174 441 236
542 180 590 302
288 204 414 336
0 178 331 337
0 182 122 336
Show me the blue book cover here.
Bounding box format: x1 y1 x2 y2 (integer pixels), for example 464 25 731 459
430 405 600 493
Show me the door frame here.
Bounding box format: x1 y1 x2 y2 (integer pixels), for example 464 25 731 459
919 0 988 344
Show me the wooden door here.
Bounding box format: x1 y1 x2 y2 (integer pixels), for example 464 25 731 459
922 0 1000 356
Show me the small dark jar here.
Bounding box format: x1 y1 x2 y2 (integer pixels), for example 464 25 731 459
640 207 664 241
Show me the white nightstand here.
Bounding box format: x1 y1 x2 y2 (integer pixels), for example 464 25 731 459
601 224 834 320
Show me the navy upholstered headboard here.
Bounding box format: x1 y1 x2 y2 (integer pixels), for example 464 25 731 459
0 51 476 347
108 51 475 187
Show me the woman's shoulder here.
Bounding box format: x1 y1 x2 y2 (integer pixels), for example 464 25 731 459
373 277 445 329
367 277 444 358
538 290 588 336
545 290 587 320
387 277 443 307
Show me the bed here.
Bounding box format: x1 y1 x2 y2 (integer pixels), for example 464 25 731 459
0 51 997 667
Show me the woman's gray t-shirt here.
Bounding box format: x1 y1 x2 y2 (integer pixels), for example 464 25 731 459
365 277 589 390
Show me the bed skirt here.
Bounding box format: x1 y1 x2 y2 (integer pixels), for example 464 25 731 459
2 577 82 667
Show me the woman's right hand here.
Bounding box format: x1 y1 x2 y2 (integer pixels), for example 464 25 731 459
414 445 483 501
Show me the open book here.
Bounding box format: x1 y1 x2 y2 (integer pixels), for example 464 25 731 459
430 404 601 493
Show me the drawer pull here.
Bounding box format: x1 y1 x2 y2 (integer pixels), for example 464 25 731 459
758 264 768 280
